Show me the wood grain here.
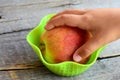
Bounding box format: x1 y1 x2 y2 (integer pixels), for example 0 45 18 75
0 71 11 80
0 0 120 58
70 0 120 9
0 0 78 8
0 0 120 80
0 57 119 80
9 71 19 80
0 64 41 71
0 29 119 67
0 0 120 34
0 35 119 79
100 39 120 56
0 6 69 34
0 31 42 67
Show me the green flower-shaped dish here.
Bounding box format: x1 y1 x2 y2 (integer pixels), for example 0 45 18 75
26 14 106 76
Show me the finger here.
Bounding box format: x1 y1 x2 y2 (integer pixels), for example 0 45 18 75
52 9 87 19
46 9 87 28
73 35 106 62
45 14 89 30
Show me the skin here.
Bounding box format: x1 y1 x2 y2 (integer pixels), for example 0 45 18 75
45 8 120 62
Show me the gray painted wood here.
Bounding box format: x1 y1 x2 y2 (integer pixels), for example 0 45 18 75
0 0 120 80
0 71 11 80
0 0 120 56
0 29 119 80
0 0 77 7
1 57 119 80
0 30 119 67
0 0 120 34
0 5 69 34
100 39 120 57
0 31 43 67
70 0 120 9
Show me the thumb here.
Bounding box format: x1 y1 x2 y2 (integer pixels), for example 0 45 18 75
73 36 105 62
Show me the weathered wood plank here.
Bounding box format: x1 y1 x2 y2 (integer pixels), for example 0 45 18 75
0 0 119 80
0 1 71 21
70 0 120 9
0 57 119 80
0 31 42 67
0 30 120 67
8 71 20 80
0 0 77 8
100 39 120 56
0 0 120 8
0 0 120 34
17 57 120 80
0 71 11 80
0 30 119 79
0 0 120 58
0 63 41 71
0 6 69 34
0 0 78 22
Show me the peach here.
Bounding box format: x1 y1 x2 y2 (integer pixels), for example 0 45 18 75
40 25 90 64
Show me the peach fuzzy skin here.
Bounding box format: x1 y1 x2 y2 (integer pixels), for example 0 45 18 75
41 26 90 64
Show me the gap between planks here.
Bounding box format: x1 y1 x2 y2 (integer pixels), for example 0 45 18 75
98 52 120 60
0 54 120 71
0 64 41 71
0 28 32 35
0 16 2 19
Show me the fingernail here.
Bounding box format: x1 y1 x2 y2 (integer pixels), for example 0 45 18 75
45 24 54 30
73 54 82 62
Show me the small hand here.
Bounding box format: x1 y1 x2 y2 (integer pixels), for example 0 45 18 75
45 9 120 62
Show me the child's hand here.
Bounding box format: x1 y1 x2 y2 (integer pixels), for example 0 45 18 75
45 9 120 62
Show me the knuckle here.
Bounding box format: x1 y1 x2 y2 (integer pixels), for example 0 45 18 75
81 14 93 29
64 9 71 12
60 14 68 19
80 48 93 58
82 14 92 23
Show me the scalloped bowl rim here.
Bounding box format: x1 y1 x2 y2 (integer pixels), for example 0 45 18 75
26 14 106 71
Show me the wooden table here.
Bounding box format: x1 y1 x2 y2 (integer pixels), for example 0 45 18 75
0 0 120 80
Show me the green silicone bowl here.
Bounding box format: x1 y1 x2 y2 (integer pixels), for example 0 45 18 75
26 14 106 76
